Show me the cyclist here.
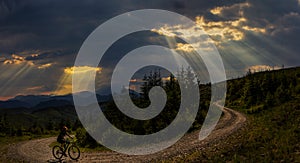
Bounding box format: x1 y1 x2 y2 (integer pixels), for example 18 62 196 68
57 126 72 150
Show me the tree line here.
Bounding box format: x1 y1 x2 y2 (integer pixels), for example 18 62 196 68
227 67 300 113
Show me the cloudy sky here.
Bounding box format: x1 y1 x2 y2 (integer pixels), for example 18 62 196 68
0 0 300 100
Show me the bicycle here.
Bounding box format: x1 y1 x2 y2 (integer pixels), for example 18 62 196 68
52 137 80 160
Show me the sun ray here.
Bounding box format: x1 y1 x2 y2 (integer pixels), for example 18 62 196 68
0 63 33 96
53 66 102 95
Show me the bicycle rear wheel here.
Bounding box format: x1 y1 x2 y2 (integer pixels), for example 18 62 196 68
52 145 64 159
68 145 80 160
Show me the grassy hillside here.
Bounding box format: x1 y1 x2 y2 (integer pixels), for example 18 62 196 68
183 67 300 162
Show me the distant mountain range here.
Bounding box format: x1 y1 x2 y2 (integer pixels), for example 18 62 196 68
0 89 141 109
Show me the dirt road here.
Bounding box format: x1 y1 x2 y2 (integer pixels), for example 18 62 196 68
6 106 246 162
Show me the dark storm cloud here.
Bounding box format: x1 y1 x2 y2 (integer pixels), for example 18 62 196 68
270 12 300 47
0 0 17 19
1 0 298 57
242 0 300 65
0 0 249 64
243 0 300 29
1 0 300 98
0 0 122 54
25 50 73 61
0 0 247 55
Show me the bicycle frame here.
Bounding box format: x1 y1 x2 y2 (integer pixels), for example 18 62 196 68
53 138 80 160
61 141 71 154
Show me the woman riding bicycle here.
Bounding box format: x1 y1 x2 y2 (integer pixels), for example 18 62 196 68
57 126 72 148
53 126 80 160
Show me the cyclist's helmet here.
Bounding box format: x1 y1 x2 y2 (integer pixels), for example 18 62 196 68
63 126 68 131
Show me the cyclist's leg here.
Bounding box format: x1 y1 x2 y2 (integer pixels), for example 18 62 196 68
60 139 68 156
58 137 65 148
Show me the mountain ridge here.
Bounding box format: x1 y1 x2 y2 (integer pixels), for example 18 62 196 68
0 89 141 109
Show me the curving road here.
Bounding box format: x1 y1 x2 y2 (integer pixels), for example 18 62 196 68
6 106 246 162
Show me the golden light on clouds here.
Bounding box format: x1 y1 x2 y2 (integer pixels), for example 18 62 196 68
38 63 53 69
231 17 247 27
64 66 102 75
4 54 25 65
31 54 39 57
2 54 58 70
3 54 34 66
129 79 138 82
53 66 102 95
176 43 194 52
151 1 266 50
210 2 251 16
3 60 13 64
195 16 266 42
151 14 266 52
26 86 44 91
210 7 222 15
162 76 174 82
247 65 281 73
204 2 267 42
11 54 24 60
151 27 176 37
151 21 217 53
196 16 246 41
242 26 266 33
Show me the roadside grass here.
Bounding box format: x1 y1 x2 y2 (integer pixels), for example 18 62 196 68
0 133 58 147
182 100 300 162
0 133 58 162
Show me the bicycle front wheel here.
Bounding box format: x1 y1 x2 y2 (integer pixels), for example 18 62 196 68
52 145 64 159
68 145 80 160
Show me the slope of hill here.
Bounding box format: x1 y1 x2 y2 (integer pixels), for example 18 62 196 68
12 95 52 107
182 66 300 162
0 90 120 110
0 100 31 109
33 99 72 110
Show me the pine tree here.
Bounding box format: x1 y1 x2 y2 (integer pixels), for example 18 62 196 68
242 79 257 107
140 69 163 99
140 74 150 99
